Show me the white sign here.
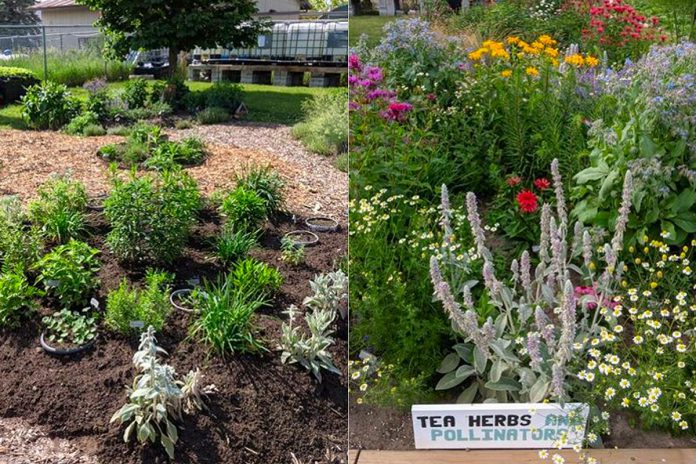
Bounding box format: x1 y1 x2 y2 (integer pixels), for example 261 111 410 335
412 403 589 449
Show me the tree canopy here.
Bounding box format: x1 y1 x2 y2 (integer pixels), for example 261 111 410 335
0 0 39 25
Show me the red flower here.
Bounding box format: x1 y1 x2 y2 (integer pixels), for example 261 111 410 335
533 178 551 190
506 176 521 187
516 190 539 214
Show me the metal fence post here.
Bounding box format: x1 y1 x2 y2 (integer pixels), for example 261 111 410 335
41 25 48 81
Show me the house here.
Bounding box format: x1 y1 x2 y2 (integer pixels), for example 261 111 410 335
29 0 309 51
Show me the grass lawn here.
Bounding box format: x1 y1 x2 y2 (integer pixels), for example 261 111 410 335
0 81 333 130
349 15 397 48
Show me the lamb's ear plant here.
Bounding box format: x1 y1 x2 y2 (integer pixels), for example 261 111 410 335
278 305 340 382
303 270 349 320
430 159 634 403
111 326 215 459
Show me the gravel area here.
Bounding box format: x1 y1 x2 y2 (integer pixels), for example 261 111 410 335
0 124 347 221
0 417 97 464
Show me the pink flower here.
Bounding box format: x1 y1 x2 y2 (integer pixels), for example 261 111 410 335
516 190 538 213
534 178 551 190
348 54 362 71
365 66 383 83
380 101 413 122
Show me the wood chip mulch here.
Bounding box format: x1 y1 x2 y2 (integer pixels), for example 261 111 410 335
0 123 347 221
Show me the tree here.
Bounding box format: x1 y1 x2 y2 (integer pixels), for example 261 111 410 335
77 0 266 75
0 0 39 25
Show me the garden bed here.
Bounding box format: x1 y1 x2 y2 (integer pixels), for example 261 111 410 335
0 206 348 463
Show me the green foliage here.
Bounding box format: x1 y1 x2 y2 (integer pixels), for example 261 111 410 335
151 77 190 109
292 88 348 155
83 124 107 136
350 356 433 409
229 257 284 297
145 137 206 170
0 268 41 328
28 175 88 244
122 79 149 109
280 237 306 266
279 304 340 382
219 186 267 233
34 240 100 309
20 81 80 130
0 0 39 24
42 307 98 346
0 66 37 80
0 197 43 270
105 270 173 334
186 83 243 113
104 170 201 264
64 111 103 136
303 270 348 318
189 274 268 355
233 165 285 217
196 106 230 125
216 225 257 265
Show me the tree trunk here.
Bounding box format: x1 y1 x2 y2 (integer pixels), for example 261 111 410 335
350 0 361 15
167 48 179 78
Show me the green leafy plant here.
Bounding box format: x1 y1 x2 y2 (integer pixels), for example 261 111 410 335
0 197 43 270
219 186 267 233
122 79 149 109
145 137 206 170
28 175 88 244
234 165 285 217
279 304 340 382
34 239 100 309
196 106 229 125
104 170 201 263
42 306 98 346
189 274 268 355
0 268 42 327
186 82 243 113
281 237 306 266
110 327 215 459
105 270 173 334
63 111 104 136
216 225 257 265
230 257 284 297
20 81 80 130
292 88 348 155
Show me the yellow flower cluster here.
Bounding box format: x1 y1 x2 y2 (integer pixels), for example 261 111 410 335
468 39 510 61
564 53 600 68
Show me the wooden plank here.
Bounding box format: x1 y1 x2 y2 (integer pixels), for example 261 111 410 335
355 449 696 464
348 449 361 464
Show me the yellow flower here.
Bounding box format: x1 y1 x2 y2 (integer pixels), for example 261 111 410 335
585 55 600 67
491 48 510 59
538 34 557 46
564 54 585 67
506 36 520 45
526 66 539 77
531 41 545 50
544 47 560 58
501 69 513 78
468 48 487 61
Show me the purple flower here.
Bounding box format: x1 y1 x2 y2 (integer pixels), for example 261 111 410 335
348 53 362 71
365 66 383 83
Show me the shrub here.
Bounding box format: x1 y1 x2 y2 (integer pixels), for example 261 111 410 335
190 275 268 355
219 186 267 232
0 269 42 327
233 166 285 217
64 111 103 136
279 304 340 382
151 77 190 109
105 170 201 263
216 226 257 265
105 270 173 334
107 125 131 136
83 124 107 137
196 106 230 125
122 79 150 109
28 176 88 244
0 66 40 103
111 327 214 459
83 78 110 120
0 197 43 270
20 81 80 130
34 240 101 309
185 82 243 113
230 257 284 297
292 89 348 155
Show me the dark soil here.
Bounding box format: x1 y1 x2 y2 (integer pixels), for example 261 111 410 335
0 207 348 464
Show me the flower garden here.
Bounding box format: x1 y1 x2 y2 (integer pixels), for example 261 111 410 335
349 0 696 457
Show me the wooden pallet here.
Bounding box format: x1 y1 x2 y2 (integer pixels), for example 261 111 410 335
349 449 696 464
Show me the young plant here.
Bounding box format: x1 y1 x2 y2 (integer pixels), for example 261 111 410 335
278 305 340 382
430 159 633 404
189 274 268 355
104 170 201 264
216 225 257 265
196 106 229 125
110 327 215 459
234 166 285 217
105 270 173 334
122 78 149 109
28 175 88 243
42 306 98 346
230 257 284 298
0 197 43 270
63 111 103 136
34 240 100 309
303 270 348 320
219 186 267 233
280 237 306 266
0 268 42 327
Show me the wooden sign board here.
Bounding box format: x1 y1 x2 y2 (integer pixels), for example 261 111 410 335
412 403 589 449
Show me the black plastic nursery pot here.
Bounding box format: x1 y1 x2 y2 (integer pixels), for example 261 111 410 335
284 230 320 247
40 332 96 356
305 216 340 233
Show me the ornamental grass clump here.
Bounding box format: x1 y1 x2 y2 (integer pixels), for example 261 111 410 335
111 327 215 459
430 159 634 404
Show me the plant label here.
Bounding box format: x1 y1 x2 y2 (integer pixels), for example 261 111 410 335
412 403 589 449
129 320 145 329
